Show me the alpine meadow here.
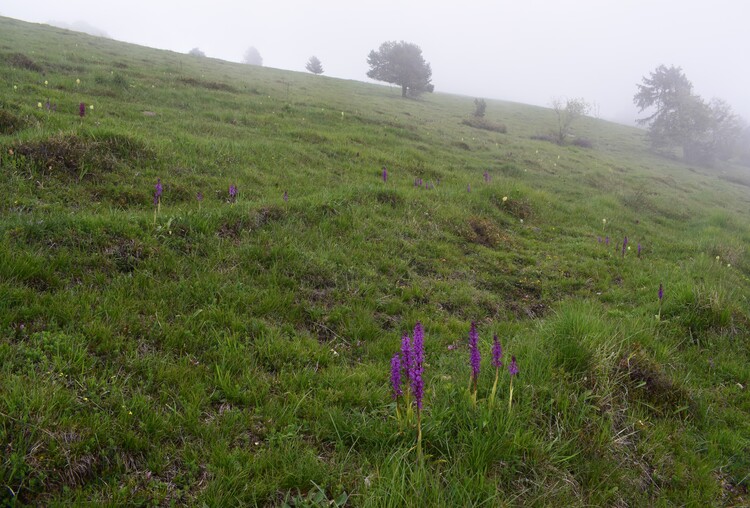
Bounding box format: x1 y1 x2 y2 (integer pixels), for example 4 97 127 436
2 16 750 507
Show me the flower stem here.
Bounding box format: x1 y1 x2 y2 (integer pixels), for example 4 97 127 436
489 367 499 410
508 376 514 413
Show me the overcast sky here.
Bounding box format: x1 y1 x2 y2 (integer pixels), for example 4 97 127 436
3 0 749 123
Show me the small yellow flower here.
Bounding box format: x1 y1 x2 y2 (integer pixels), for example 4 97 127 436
716 255 720 260
502 196 508 202
727 263 731 268
76 78 80 85
128 411 133 415
13 85 17 90
602 218 607 224
90 104 94 110
83 397 88 401
44 80 48 86
37 102 42 108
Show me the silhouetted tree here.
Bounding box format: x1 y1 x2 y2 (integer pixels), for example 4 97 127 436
188 47 206 57
473 99 486 118
243 47 263 66
634 65 698 154
634 65 743 165
305 55 324 75
551 97 590 144
366 41 433 98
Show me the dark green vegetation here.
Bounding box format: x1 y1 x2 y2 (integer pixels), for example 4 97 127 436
1 16 749 506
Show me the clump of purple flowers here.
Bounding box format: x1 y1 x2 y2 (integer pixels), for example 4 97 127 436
484 170 490 183
283 190 289 202
228 184 237 203
153 178 163 224
79 102 86 118
390 322 426 457
489 333 503 408
382 166 388 183
508 355 519 411
153 178 163 206
622 236 628 257
468 322 481 404
657 283 664 320
390 353 402 400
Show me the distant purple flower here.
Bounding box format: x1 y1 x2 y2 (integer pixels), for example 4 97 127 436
229 184 237 202
492 334 503 369
447 344 457 351
622 236 628 256
196 191 203 202
605 236 610 246
484 170 490 183
401 332 413 387
382 166 388 182
412 322 425 411
637 243 642 257
467 183 471 193
658 283 663 301
390 353 402 400
283 190 288 202
469 322 481 385
154 178 162 205
79 102 86 117
508 356 519 377
597 237 602 243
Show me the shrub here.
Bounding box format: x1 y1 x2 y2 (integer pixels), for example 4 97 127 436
473 98 486 118
0 109 26 134
572 137 593 148
461 117 507 133
4 52 42 72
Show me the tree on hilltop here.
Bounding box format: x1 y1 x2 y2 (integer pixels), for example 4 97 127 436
366 41 433 98
243 47 263 66
634 65 743 165
305 55 324 75
188 47 206 57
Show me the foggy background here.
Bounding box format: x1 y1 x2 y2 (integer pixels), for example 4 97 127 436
3 0 748 125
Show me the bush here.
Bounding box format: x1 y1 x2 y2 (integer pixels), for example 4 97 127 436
571 137 593 148
461 117 507 133
473 98 486 118
0 109 26 134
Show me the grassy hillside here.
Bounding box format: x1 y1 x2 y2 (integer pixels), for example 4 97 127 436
1 15 749 506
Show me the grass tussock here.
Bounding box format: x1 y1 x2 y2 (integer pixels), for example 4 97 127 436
461 117 508 133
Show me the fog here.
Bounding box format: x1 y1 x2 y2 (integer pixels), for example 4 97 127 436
3 0 749 124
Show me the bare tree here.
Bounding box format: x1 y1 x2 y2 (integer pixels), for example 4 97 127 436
551 97 590 144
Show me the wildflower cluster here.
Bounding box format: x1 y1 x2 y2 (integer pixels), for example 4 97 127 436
390 322 426 457
463 323 520 411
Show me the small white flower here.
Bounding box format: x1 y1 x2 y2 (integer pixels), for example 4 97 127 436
76 78 80 85
13 85 17 90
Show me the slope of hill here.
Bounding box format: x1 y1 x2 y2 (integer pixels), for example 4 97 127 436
1 16 749 506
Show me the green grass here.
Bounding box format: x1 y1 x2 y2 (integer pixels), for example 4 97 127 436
2 15 750 506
